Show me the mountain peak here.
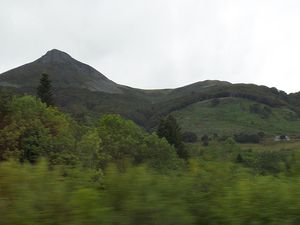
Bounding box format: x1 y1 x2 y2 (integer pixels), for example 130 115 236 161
0 49 123 93
37 49 74 64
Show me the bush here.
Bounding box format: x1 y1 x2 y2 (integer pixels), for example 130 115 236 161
96 114 182 171
234 133 261 143
0 96 76 165
182 132 198 143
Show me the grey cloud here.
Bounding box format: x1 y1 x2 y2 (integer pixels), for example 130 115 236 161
1 0 300 92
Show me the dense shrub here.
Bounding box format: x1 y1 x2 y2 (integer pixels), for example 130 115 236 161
182 132 198 143
2 159 300 225
96 114 183 171
157 115 188 159
234 133 261 143
0 96 76 165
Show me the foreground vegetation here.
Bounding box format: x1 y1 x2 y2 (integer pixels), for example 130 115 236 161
2 89 300 224
3 156 300 225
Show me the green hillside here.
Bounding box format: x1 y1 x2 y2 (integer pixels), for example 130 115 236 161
2 49 300 137
172 97 300 136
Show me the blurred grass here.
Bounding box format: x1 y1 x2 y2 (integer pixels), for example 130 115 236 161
240 140 300 151
2 158 300 225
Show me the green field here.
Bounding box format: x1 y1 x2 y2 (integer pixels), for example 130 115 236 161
172 97 300 137
239 139 300 152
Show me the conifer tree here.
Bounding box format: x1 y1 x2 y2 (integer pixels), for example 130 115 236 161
37 73 54 106
157 115 188 159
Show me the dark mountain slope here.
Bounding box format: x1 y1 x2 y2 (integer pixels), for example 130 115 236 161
0 49 122 93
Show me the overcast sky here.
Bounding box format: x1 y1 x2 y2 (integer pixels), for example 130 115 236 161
1 0 300 92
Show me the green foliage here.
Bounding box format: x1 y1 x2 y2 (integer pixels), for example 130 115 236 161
234 132 261 143
182 131 198 143
77 128 109 170
137 133 183 171
103 165 194 225
4 92 300 224
157 115 182 148
37 73 54 106
96 114 182 171
96 114 145 169
157 115 188 159
0 96 183 171
0 90 11 127
2 152 300 224
0 160 110 225
0 96 76 165
220 175 300 225
241 149 292 175
197 138 242 161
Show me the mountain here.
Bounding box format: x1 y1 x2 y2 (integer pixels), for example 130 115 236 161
1 49 300 137
0 49 122 93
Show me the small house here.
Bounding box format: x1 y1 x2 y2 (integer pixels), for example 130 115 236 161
274 135 290 141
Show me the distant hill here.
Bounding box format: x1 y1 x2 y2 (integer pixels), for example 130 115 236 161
1 49 300 137
173 97 300 136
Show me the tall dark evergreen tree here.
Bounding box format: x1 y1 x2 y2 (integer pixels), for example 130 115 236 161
157 115 188 159
37 73 54 106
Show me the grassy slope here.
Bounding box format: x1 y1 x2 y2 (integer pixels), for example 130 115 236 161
172 97 300 136
240 140 300 152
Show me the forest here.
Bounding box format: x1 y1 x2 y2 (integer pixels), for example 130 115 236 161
1 76 300 225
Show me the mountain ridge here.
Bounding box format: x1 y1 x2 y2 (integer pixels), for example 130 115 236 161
1 49 300 136
1 49 287 94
